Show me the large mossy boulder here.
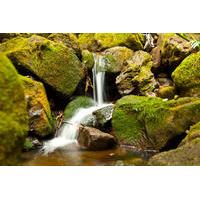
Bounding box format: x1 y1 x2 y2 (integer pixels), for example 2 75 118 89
152 33 192 71
148 138 200 166
20 75 54 137
172 52 200 97
78 33 144 52
116 50 157 96
0 54 29 165
112 95 200 150
0 35 85 97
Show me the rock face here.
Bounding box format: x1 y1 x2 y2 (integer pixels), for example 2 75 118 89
78 33 144 52
0 54 29 165
20 75 54 137
0 35 85 97
148 138 200 166
172 52 200 97
152 33 192 71
78 126 117 150
116 50 157 96
112 95 200 150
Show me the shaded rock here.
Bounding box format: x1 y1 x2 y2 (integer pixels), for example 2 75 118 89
172 51 200 97
20 75 54 137
78 33 144 52
180 121 200 146
47 33 81 57
112 95 200 150
0 54 29 165
156 86 176 99
152 33 193 71
78 126 117 150
0 35 85 97
116 50 157 96
148 138 200 166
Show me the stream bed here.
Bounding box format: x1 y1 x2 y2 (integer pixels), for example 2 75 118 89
19 146 153 166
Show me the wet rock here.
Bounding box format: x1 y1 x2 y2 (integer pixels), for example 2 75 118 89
0 54 29 165
0 35 85 97
152 33 193 71
172 51 200 97
20 75 54 137
112 95 200 150
23 137 42 151
78 33 144 52
116 50 157 96
78 126 117 150
82 50 95 70
148 138 200 166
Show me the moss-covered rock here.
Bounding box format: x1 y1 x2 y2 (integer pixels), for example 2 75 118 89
78 33 144 52
0 54 28 165
20 75 54 137
152 33 192 71
112 95 200 150
0 35 85 97
180 121 200 146
64 96 94 119
115 50 157 96
82 50 95 70
148 138 200 166
47 33 81 57
172 51 200 97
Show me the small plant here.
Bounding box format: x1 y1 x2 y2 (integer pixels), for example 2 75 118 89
191 40 200 50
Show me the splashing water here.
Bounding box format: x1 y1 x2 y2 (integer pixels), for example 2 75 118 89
42 53 110 154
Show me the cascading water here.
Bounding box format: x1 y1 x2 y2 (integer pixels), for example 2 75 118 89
42 53 110 154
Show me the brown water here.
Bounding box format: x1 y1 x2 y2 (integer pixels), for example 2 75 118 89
20 146 153 166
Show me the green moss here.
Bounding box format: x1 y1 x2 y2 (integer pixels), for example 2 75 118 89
20 75 54 137
156 86 176 99
78 33 144 52
82 50 94 70
64 96 95 119
0 54 28 165
23 138 34 151
112 95 200 150
0 35 84 97
172 52 200 96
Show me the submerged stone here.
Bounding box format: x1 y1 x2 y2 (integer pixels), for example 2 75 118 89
78 126 117 150
0 54 29 165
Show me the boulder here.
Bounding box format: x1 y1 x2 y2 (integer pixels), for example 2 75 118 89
78 33 144 52
82 50 94 70
148 138 200 166
0 35 85 97
172 51 200 97
152 33 192 71
112 95 200 150
20 75 54 137
47 33 81 57
0 54 29 165
78 126 117 150
116 50 157 96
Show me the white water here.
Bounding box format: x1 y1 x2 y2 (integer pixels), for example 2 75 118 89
43 53 109 154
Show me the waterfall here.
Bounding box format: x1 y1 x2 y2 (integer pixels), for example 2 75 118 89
42 53 109 154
